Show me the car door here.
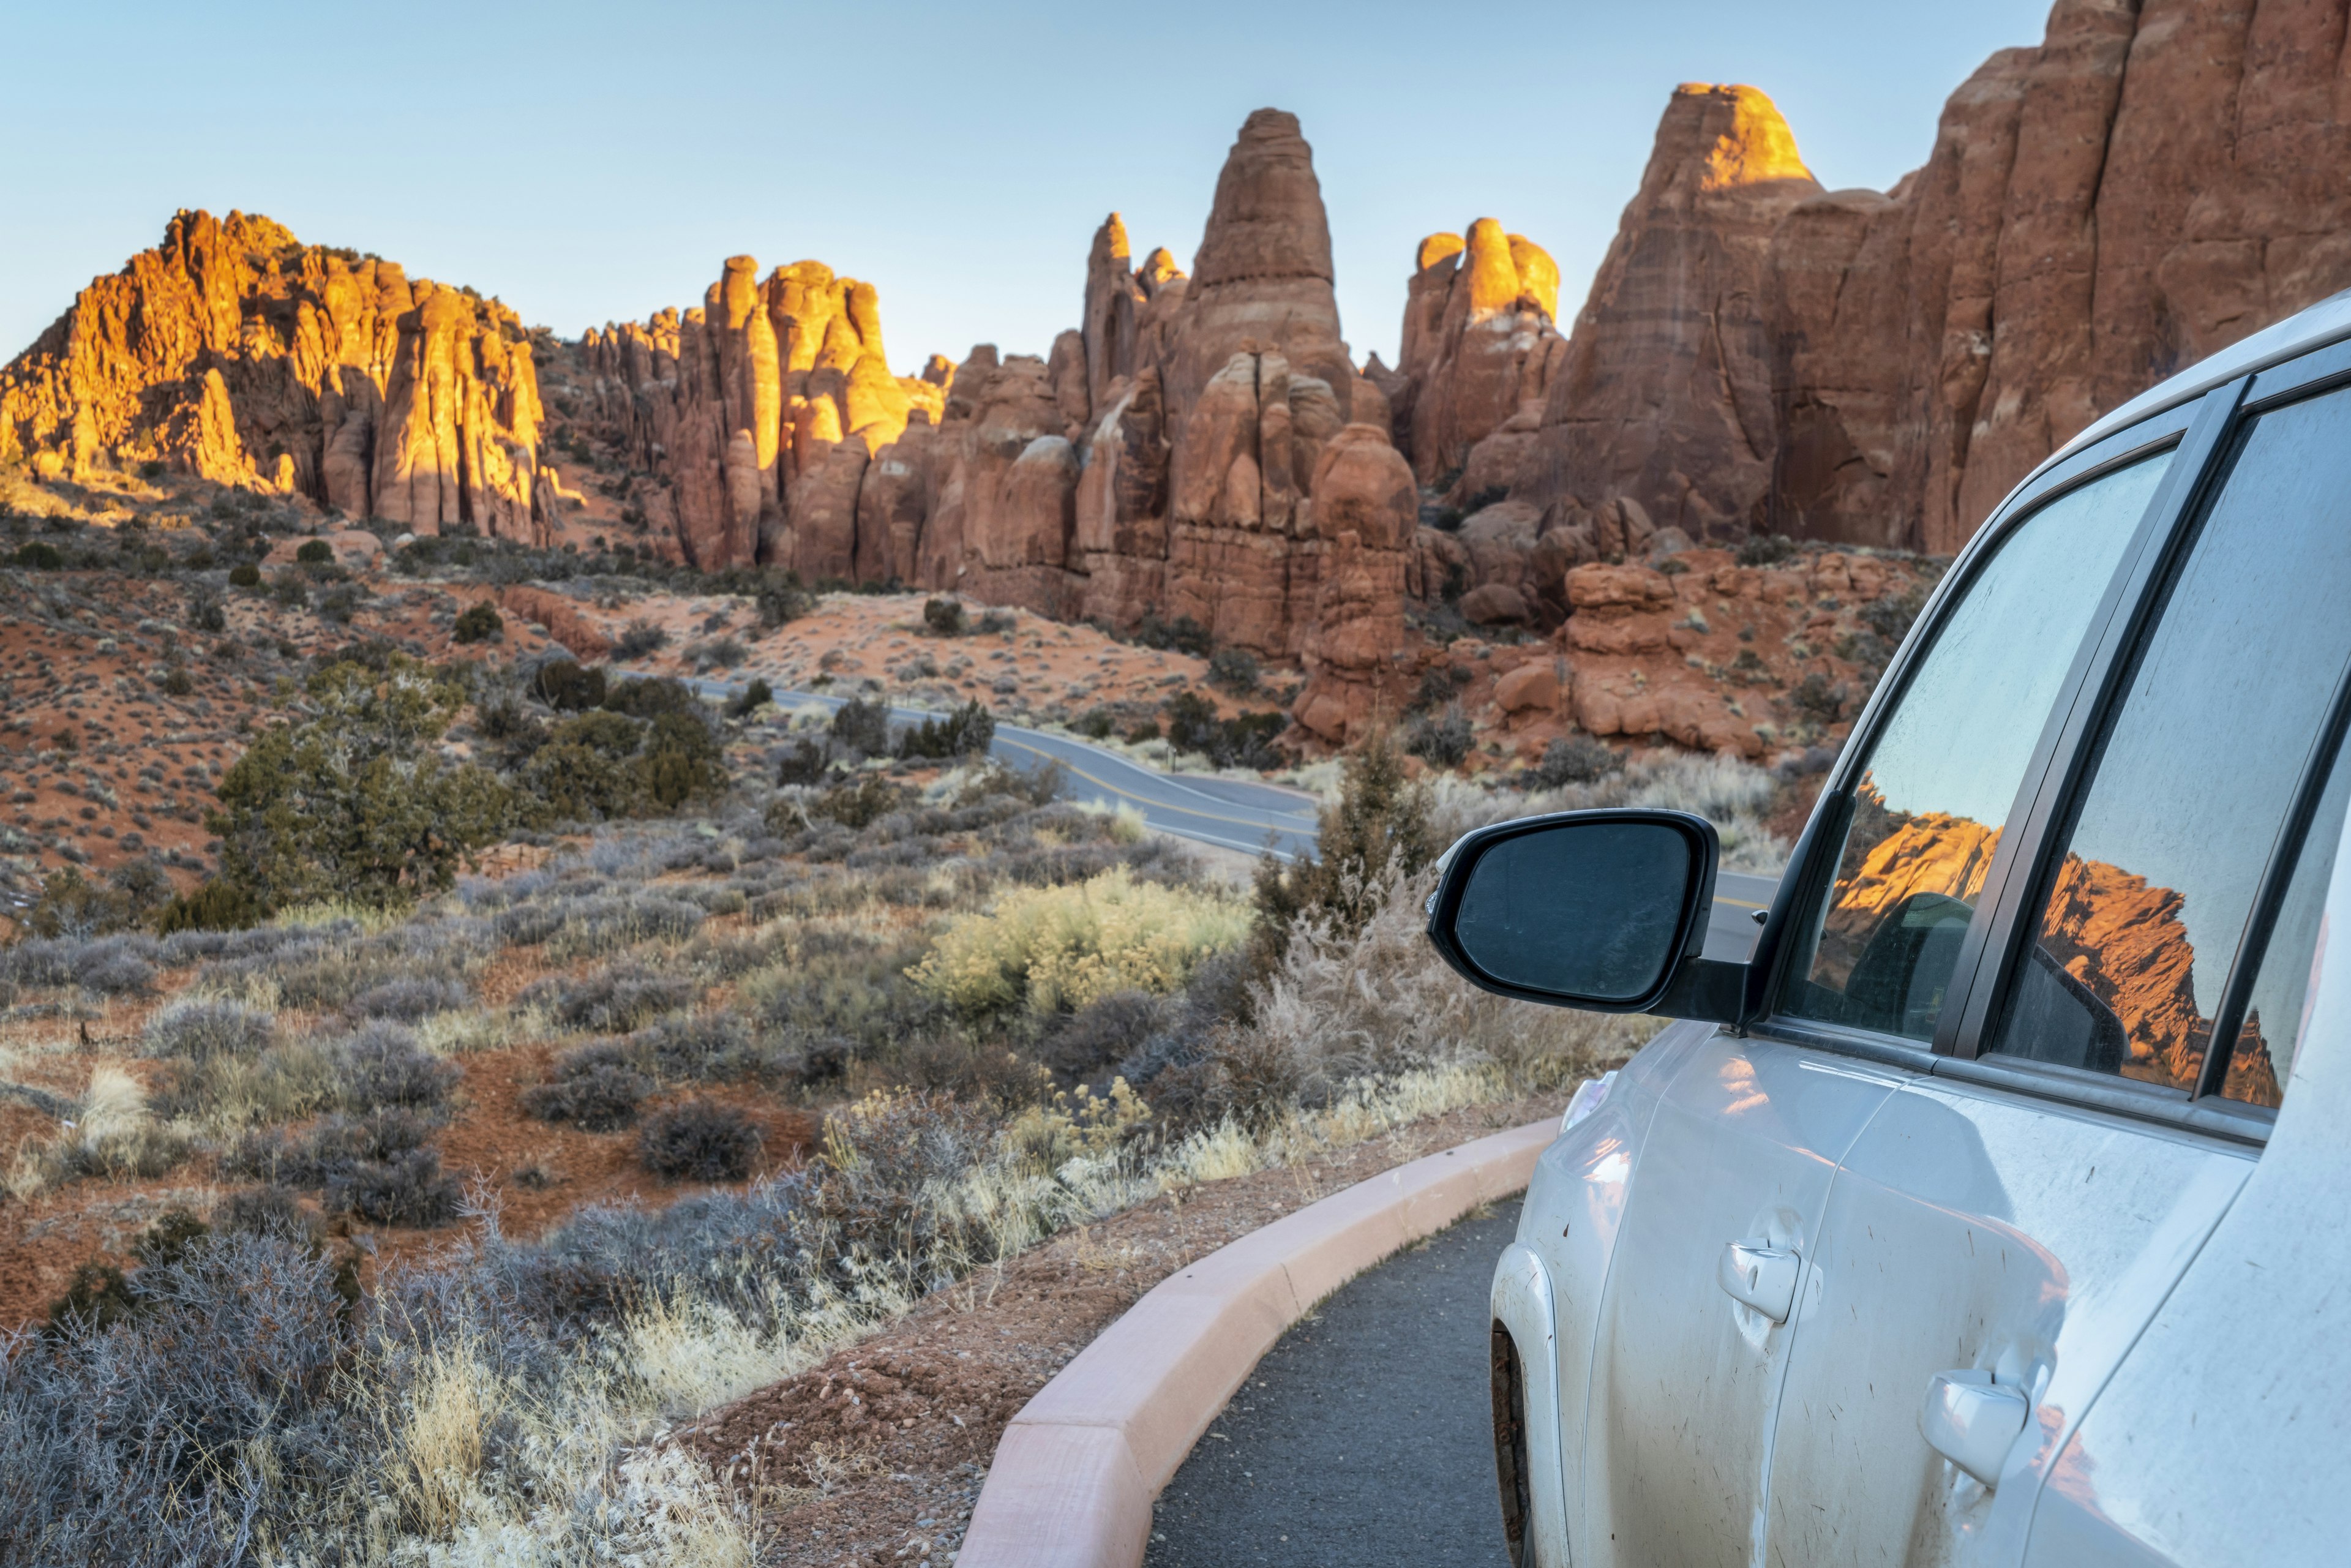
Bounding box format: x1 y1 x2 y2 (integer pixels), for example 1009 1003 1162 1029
1572 419 2181 1568
1757 367 2351 1566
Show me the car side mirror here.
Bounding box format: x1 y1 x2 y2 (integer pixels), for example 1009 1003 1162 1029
1425 809 1728 1017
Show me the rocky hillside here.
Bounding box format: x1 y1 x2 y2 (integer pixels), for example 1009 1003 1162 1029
1 212 549 541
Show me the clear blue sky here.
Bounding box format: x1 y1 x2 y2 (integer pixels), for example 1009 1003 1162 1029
1 1 2057 376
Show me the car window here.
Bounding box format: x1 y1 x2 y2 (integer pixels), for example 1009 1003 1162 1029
1990 385 2351 1090
2221 733 2351 1106
1784 453 2170 1040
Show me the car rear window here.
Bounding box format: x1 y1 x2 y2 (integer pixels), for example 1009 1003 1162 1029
1990 384 2351 1092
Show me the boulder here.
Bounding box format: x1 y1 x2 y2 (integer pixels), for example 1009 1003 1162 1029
1492 659 1561 715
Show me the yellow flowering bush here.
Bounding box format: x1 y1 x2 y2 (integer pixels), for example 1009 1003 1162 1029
906 866 1251 1017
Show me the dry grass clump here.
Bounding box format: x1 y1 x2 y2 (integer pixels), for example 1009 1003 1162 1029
907 865 1251 1018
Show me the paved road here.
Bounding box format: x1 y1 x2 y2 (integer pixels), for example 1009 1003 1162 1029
667 675 1324 860
1145 1199 1524 1567
1706 869 1782 963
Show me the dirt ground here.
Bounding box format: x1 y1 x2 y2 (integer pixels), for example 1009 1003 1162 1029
675 1092 1572 1567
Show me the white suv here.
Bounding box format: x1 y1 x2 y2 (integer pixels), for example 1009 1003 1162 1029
1428 291 2351 1567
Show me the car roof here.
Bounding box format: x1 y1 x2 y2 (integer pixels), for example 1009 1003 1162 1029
2046 287 2351 468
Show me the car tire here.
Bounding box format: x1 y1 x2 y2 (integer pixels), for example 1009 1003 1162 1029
1491 1321 1537 1568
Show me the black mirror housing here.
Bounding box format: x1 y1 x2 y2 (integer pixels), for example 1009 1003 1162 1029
1425 808 1738 1019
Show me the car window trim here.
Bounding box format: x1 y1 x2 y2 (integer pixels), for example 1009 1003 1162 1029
1738 1019 2272 1149
1747 395 2205 1049
1940 377 2254 1061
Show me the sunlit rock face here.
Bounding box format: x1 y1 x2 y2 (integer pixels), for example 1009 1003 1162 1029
581 258 943 571
1392 220 1566 492
0 209 548 539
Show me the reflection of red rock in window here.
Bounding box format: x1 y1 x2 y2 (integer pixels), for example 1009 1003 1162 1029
2222 1015 2284 1108
1815 782 2001 989
2033 856 2205 1091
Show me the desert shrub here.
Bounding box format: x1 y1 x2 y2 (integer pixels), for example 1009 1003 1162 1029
520 705 726 819
45 1261 140 1335
23 861 172 941
156 874 268 933
810 1088 992 1251
632 1010 763 1081
729 676 773 717
1207 647 1260 694
602 674 698 719
757 572 814 628
907 865 1251 1019
522 959 694 1032
689 634 746 670
1403 701 1474 767
773 733 834 786
159 665 194 695
452 601 503 643
208 654 519 915
336 1022 461 1112
1038 988 1164 1082
638 1100 762 1180
1252 726 1436 972
894 699 995 760
613 618 668 658
520 1060 651 1131
54 933 158 994
923 596 966 635
806 772 906 830
331 1147 460 1225
348 973 469 1021
1790 671 1850 726
1164 692 1288 768
214 1184 318 1242
1736 531 1798 566
228 561 261 588
828 696 892 757
295 539 334 564
186 588 226 632
639 709 729 808
1133 612 1212 658
1532 732 1622 788
11 540 62 569
534 658 608 711
144 997 275 1060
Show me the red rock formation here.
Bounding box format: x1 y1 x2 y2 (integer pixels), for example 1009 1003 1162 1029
1510 5 2351 556
0 209 547 539
1521 85 1819 544
580 258 943 571
1295 423 1419 741
1395 219 1566 489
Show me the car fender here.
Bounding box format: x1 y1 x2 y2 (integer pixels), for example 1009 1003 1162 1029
1502 1016 1714 1560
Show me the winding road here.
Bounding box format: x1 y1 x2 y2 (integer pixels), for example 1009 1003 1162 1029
670 672 1784 922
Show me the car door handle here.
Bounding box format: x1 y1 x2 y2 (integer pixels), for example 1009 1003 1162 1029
1919 1369 2030 1486
1716 1239 1800 1322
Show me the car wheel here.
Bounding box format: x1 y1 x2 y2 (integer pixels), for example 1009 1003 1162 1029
1491 1321 1537 1568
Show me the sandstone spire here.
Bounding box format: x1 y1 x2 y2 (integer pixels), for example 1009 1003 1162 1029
1524 84 1821 539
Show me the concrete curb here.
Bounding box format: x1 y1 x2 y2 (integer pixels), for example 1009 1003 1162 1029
956 1116 1557 1567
